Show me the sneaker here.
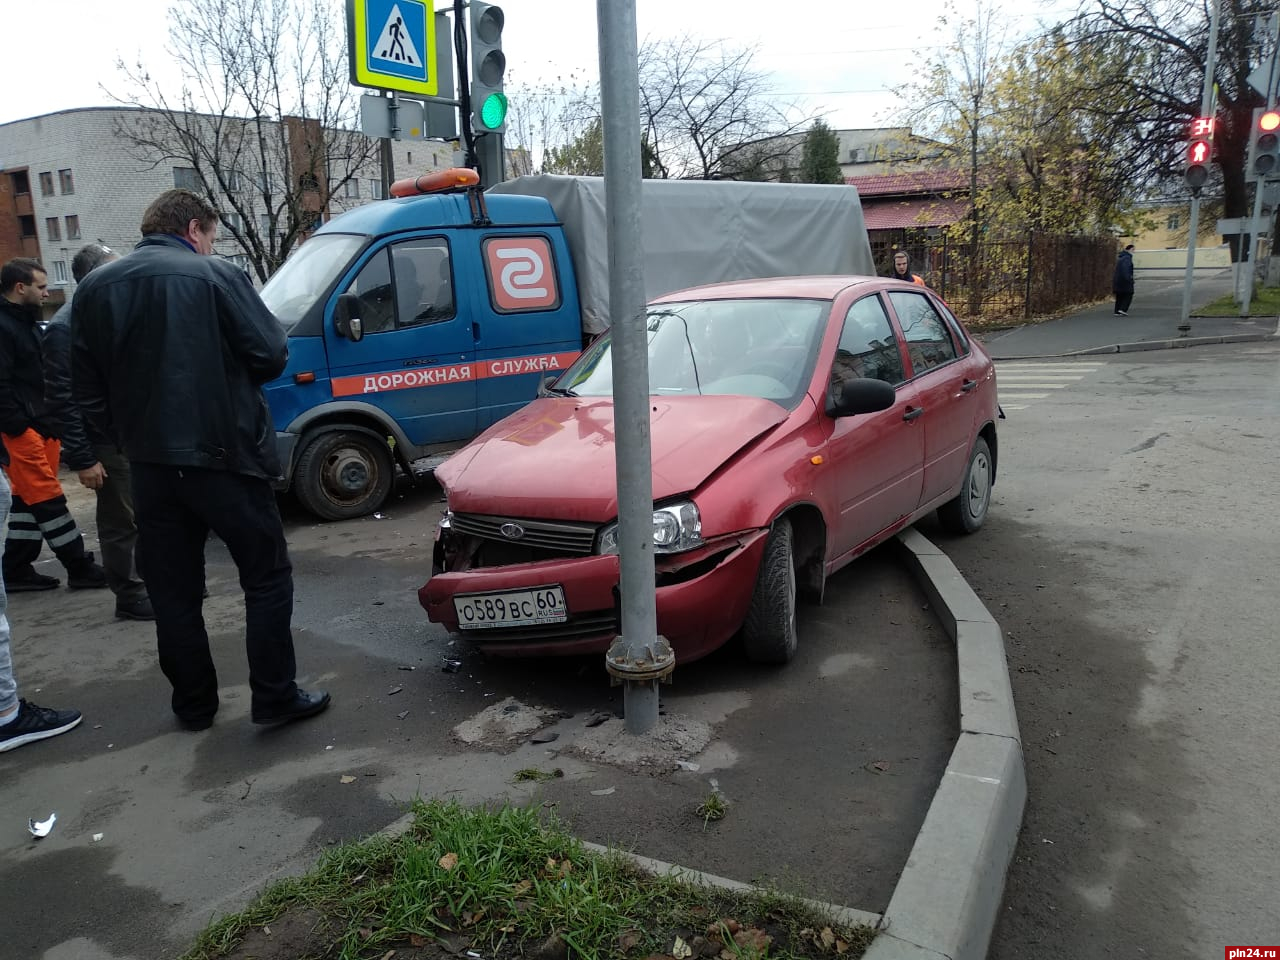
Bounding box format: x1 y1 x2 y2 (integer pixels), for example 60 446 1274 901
0 699 83 753
67 553 108 590
1118 310 1128 316
115 595 156 621
4 569 61 592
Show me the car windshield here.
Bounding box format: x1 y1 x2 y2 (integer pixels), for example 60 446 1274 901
555 298 830 410
260 233 367 332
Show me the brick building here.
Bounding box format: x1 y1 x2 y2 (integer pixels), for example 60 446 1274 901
0 107 452 312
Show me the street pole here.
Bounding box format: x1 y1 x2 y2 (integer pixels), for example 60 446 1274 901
1242 13 1280 317
597 0 672 734
380 91 400 197
1180 0 1221 329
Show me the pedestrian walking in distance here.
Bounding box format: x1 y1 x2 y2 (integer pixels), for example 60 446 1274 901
1113 243 1135 316
887 250 927 286
71 189 330 730
0 258 107 592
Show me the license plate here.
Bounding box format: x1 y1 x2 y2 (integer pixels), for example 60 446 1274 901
454 586 568 630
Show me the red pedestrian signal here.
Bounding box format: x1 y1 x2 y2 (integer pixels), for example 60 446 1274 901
1188 140 1210 164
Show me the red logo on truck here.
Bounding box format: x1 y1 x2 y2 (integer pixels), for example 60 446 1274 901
484 237 559 311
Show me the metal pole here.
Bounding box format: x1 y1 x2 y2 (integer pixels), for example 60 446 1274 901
1180 0 1221 328
1242 14 1280 316
597 0 670 734
380 92 399 197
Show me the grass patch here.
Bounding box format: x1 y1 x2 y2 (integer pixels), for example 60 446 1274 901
180 799 876 960
1193 286 1280 317
512 767 564 783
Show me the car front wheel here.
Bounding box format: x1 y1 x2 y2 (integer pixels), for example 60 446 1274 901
937 436 992 535
742 516 798 664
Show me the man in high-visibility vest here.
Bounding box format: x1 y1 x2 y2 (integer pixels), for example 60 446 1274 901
888 250 926 286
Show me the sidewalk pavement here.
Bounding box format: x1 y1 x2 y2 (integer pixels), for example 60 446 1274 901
977 268 1278 359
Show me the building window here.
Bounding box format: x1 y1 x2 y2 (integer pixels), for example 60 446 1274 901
58 169 74 194
65 215 81 240
344 178 360 199
226 169 242 193
174 166 199 190
51 261 69 285
1167 215 1180 231
225 211 244 232
11 171 31 196
259 214 273 237
18 215 35 237
46 217 61 241
370 178 384 200
39 172 55 196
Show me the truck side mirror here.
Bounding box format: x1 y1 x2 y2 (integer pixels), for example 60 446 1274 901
335 293 365 342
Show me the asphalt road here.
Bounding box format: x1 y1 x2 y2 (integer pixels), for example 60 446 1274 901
930 340 1280 957
1 473 953 959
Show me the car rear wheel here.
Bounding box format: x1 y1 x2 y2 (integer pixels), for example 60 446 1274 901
294 430 395 521
937 436 992 535
743 516 798 664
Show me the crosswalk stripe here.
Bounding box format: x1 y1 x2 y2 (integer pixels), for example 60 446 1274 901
996 364 1101 371
999 392 1050 399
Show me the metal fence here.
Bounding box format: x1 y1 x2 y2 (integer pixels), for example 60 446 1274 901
870 233 1116 324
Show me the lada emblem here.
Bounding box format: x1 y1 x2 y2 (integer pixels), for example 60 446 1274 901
499 522 526 540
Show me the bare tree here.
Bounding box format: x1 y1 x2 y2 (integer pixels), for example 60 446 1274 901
112 0 378 280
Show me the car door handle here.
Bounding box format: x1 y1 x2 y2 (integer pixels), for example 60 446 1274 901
961 378 977 393
472 321 481 340
902 406 924 422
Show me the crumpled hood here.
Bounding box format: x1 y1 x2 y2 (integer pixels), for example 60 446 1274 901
436 395 789 521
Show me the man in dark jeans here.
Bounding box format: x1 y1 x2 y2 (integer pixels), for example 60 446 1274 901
71 190 329 730
43 243 154 621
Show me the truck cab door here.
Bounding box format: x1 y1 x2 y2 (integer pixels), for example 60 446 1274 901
324 235 477 446
471 231 583 429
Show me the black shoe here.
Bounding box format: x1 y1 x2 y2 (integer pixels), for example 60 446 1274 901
67 554 108 590
0 699 83 753
252 688 331 726
116 596 156 621
176 713 214 731
4 570 61 592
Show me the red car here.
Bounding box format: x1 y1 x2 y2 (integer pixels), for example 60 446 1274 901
419 276 999 663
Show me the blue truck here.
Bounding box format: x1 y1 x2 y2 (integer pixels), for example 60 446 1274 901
258 172 874 520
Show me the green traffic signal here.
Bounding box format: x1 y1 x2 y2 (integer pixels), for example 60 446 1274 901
479 92 508 131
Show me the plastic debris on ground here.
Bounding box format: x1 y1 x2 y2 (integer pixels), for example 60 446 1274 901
28 813 56 838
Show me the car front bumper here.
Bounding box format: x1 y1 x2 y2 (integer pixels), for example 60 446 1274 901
418 529 769 663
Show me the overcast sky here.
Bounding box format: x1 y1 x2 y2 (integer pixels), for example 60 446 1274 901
0 0 1081 131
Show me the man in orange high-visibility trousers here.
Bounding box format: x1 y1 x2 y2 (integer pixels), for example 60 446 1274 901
0 259 106 592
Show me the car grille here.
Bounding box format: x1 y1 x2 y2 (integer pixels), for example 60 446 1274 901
451 512 599 556
465 610 618 645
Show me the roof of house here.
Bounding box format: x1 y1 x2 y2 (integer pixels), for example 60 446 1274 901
847 169 970 197
861 196 971 230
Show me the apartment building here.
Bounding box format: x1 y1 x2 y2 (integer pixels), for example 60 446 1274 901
0 107 453 311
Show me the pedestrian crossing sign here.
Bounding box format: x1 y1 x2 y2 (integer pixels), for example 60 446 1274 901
347 0 437 96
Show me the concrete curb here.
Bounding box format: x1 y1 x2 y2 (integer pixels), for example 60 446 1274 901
989 324 1278 361
375 528 1026 960
857 530 1027 960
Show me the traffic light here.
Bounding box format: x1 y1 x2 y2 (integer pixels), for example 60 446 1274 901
469 2 507 134
1184 138 1211 195
1251 108 1280 179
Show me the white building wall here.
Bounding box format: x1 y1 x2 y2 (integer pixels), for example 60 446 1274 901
0 107 455 290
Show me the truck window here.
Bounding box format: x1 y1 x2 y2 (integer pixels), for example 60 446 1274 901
342 238 455 335
260 233 365 333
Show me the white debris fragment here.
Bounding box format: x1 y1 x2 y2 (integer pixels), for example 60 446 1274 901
28 813 56 838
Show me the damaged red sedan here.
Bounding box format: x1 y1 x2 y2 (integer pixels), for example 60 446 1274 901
419 276 999 664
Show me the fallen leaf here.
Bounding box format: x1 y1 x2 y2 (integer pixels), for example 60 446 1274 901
618 929 642 951
379 950 396 960
512 879 532 895
439 852 459 870
462 908 485 926
558 860 573 877
821 927 836 948
340 775 357 784
546 857 558 872
733 928 771 952
358 927 374 940
672 936 693 959
836 939 849 954
410 933 428 947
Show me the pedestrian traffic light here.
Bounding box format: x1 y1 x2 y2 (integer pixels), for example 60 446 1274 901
469 2 507 134
1184 138 1211 195
1252 108 1280 179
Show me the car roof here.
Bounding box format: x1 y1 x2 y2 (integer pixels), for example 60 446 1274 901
651 275 890 303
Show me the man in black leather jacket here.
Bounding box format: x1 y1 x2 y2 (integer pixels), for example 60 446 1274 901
43 243 153 620
0 258 107 592
71 190 330 730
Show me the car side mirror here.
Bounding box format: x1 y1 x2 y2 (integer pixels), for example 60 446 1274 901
335 293 365 342
826 377 896 418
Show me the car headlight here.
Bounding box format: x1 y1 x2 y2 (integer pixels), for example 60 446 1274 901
597 501 703 555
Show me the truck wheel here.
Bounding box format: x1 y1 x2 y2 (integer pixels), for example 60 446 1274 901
742 517 798 664
937 436 992 535
294 431 394 521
